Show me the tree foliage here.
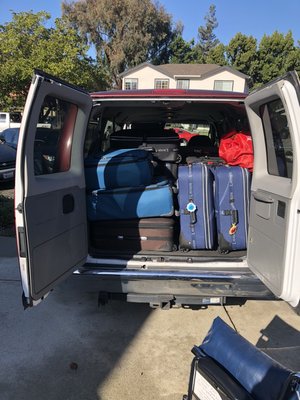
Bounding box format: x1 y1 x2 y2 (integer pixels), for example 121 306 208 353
196 4 219 62
169 22 196 64
254 31 300 85
168 4 300 89
1 4 300 110
226 33 257 76
206 43 227 65
0 11 105 110
62 0 176 88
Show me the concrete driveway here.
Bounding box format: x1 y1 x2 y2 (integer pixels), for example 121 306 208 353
1 236 300 400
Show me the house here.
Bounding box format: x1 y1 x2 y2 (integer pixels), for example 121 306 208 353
120 63 249 93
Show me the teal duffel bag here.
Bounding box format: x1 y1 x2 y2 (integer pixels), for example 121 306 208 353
84 148 153 190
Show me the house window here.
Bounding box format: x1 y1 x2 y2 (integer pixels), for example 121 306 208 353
214 80 234 91
176 79 190 89
124 78 138 90
154 79 169 89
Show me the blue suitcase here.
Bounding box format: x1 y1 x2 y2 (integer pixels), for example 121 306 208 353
213 166 251 252
178 163 216 250
86 178 174 221
84 148 153 190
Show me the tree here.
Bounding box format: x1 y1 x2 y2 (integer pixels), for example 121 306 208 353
62 0 176 88
226 33 257 76
196 4 219 62
255 31 300 86
206 43 227 65
169 22 196 64
0 11 105 110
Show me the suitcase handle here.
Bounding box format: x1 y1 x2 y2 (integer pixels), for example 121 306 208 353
223 209 238 225
186 201 197 224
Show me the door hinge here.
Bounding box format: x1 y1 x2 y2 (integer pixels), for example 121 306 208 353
16 203 23 213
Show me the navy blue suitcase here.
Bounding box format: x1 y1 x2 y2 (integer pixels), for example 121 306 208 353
213 166 251 252
86 178 174 221
84 148 153 190
178 163 216 250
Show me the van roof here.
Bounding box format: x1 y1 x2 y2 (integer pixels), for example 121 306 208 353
90 88 247 101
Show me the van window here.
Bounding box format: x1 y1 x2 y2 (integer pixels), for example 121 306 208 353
260 98 293 179
33 95 78 175
10 112 22 123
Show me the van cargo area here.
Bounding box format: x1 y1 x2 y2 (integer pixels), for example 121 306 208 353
77 94 273 305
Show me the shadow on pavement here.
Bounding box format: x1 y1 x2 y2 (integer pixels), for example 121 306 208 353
256 314 300 370
0 274 152 400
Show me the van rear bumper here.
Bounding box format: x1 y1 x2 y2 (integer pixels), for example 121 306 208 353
73 266 275 301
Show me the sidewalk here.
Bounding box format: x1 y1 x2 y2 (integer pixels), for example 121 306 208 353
0 236 17 257
1 235 300 400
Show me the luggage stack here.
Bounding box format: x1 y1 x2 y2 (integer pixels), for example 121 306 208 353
85 148 175 252
178 161 251 252
85 145 252 254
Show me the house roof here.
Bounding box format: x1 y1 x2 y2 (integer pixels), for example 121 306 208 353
119 62 249 80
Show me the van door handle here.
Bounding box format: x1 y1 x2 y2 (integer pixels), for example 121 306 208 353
253 191 274 204
62 194 75 214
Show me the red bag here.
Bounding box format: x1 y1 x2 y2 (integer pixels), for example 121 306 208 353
219 130 254 171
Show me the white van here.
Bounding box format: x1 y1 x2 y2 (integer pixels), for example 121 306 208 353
0 111 22 132
15 70 300 309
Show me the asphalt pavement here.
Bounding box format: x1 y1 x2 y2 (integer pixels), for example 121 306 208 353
1 236 300 400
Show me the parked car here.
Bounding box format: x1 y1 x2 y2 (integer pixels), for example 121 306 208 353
15 70 300 310
0 111 22 132
0 142 16 182
0 127 58 174
0 127 20 149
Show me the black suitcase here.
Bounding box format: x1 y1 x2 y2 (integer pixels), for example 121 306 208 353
89 217 175 252
110 129 143 148
185 317 300 400
143 131 180 163
110 125 180 163
185 156 226 166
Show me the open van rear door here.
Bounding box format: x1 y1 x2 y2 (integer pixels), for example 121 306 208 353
15 70 92 307
245 71 300 307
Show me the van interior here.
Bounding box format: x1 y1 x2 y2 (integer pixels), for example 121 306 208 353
83 98 252 262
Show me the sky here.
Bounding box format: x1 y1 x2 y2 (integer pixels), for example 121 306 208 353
1 0 300 46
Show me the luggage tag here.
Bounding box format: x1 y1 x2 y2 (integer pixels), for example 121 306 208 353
186 201 197 224
229 209 238 235
222 209 238 235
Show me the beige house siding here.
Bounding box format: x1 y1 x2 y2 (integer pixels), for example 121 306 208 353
121 64 249 93
196 71 246 92
122 66 176 89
